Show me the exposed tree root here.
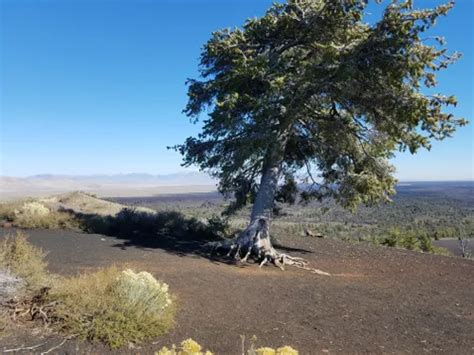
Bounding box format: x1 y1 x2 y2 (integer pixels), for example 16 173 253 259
206 218 330 275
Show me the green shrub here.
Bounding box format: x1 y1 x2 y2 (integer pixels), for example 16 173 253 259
380 227 451 255
206 215 230 237
81 208 222 242
49 267 174 348
0 231 49 291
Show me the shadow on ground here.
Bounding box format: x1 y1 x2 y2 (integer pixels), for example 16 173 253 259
73 208 222 257
71 208 313 261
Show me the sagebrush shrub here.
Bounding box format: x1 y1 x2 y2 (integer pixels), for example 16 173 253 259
49 267 174 348
113 269 172 316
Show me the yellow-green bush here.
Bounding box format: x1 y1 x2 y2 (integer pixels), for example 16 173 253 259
156 339 298 355
0 231 49 291
252 347 298 355
49 267 174 348
431 246 453 256
156 338 213 355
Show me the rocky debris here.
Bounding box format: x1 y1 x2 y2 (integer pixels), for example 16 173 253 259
304 228 325 238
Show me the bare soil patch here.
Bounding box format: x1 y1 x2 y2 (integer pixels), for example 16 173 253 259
0 228 473 354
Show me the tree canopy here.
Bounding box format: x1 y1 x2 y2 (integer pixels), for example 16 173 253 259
175 0 466 212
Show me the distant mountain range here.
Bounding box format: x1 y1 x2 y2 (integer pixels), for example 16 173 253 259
1 173 471 201
21 172 216 185
0 172 217 200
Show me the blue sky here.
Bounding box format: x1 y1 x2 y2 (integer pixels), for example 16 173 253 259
1 0 472 180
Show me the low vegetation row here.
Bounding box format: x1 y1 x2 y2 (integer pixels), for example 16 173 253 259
1 195 472 258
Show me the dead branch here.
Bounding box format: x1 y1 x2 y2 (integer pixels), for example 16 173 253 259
305 228 325 238
4 341 49 353
40 335 77 355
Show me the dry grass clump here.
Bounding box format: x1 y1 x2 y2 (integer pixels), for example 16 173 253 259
0 310 9 336
49 267 174 348
0 201 19 221
0 232 49 291
14 210 77 229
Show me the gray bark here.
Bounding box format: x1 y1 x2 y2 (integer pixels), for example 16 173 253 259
250 139 285 221
242 141 286 266
250 162 281 221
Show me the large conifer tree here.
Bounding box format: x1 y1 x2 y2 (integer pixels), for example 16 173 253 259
175 0 466 268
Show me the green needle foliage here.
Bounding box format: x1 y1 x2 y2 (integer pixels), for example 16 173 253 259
174 0 466 212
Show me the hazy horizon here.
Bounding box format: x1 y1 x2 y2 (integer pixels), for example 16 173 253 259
1 172 473 183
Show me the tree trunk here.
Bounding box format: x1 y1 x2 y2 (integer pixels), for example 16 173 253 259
250 149 282 221
212 140 330 274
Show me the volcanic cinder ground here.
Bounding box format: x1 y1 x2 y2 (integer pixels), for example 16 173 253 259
1 226 473 354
